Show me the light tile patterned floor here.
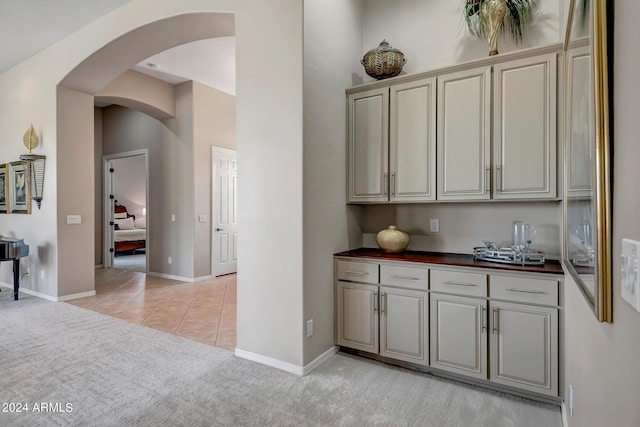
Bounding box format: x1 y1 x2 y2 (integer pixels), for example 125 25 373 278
67 269 237 351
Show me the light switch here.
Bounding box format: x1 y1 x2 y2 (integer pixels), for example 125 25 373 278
199 215 207 223
621 238 640 312
67 215 82 225
171 214 176 222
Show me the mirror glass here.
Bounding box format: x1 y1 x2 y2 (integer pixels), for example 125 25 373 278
563 0 611 322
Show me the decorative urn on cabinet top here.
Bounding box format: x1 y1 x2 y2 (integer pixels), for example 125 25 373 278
376 226 410 253
361 39 406 80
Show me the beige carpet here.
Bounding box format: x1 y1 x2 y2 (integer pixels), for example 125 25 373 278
0 290 562 426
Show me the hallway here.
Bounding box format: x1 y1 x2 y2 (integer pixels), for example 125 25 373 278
68 269 236 351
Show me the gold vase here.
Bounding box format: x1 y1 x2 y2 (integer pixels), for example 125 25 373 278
376 226 410 254
481 0 507 56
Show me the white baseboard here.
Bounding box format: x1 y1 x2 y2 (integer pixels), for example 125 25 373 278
302 346 339 376
57 290 97 301
561 401 569 427
147 271 192 282
95 264 104 269
234 346 339 376
147 271 212 283
0 282 95 302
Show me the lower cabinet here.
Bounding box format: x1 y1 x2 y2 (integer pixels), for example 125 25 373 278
336 281 379 353
336 280 429 366
380 286 428 365
335 257 560 398
430 293 487 379
490 300 558 396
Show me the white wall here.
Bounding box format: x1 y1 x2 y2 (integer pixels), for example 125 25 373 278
234 0 304 366
0 0 306 368
357 0 565 257
303 0 366 365
101 90 195 279
113 155 146 217
56 86 96 298
362 202 562 258
94 108 104 265
563 2 640 426
193 81 236 278
96 70 176 120
362 0 563 81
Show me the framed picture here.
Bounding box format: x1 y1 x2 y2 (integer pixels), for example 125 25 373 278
8 161 30 214
0 164 7 213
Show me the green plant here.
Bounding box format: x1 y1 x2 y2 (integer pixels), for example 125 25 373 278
463 0 538 44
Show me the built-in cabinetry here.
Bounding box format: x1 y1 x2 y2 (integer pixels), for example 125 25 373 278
335 252 561 399
430 268 558 396
336 260 429 365
429 269 489 379
347 49 558 203
347 77 436 203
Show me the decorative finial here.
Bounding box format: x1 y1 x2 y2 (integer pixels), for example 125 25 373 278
23 123 40 154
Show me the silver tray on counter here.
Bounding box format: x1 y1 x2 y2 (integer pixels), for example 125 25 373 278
473 246 545 266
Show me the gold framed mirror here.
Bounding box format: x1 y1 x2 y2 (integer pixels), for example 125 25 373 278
563 0 611 322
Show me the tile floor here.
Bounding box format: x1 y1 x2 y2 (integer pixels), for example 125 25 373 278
67 268 236 351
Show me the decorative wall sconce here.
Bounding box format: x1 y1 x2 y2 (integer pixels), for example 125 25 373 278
19 124 46 209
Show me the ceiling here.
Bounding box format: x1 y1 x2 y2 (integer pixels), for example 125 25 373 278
0 0 236 95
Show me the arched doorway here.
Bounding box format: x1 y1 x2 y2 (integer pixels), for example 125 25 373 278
51 3 306 369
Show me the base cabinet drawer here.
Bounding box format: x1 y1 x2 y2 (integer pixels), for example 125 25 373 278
337 260 379 284
491 275 558 306
431 269 487 297
380 264 429 290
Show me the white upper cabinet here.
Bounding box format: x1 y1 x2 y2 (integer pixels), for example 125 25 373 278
348 78 436 203
437 66 492 200
347 49 558 203
492 53 557 199
389 78 437 202
348 88 389 203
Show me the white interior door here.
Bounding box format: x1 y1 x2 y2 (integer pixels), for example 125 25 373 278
212 147 238 276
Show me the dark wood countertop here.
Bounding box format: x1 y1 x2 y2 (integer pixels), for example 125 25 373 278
334 248 565 275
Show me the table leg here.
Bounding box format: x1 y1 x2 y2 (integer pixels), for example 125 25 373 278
13 259 20 300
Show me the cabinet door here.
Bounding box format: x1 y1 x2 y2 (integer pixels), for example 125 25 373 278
380 287 428 365
493 53 557 199
389 78 436 202
490 301 558 396
437 66 491 200
430 293 487 379
348 88 389 203
336 281 379 353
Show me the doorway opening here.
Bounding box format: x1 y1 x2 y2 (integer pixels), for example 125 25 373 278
103 150 149 273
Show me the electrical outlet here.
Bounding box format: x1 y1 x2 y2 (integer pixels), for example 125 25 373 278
171 214 176 222
168 257 172 265
306 319 314 338
430 218 440 233
621 239 640 312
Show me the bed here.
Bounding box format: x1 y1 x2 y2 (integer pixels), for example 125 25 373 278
114 202 146 254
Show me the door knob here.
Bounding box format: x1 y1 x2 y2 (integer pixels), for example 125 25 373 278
216 228 224 231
